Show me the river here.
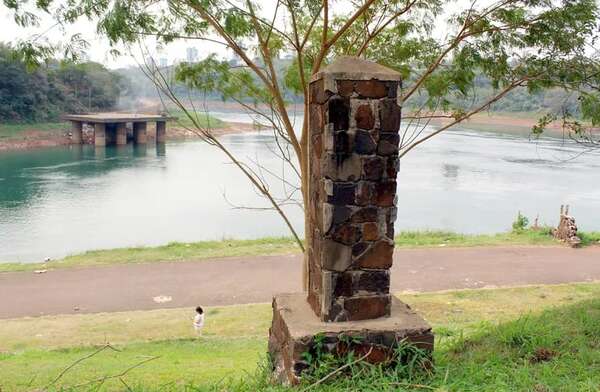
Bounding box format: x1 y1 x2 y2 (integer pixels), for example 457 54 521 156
1 112 599 262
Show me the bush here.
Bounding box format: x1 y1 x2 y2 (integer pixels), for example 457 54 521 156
512 212 530 232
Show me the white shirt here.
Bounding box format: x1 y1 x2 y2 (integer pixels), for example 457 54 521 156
193 313 205 329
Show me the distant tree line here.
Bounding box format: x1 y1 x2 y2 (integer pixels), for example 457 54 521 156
0 44 125 123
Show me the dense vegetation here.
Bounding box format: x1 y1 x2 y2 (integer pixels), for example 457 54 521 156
0 44 124 123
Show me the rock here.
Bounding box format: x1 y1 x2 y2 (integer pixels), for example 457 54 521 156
355 105 375 130
328 96 350 131
362 222 380 241
355 239 394 269
363 156 385 180
355 80 388 99
321 239 352 271
354 130 377 154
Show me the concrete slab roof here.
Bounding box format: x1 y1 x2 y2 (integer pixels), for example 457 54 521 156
62 112 175 123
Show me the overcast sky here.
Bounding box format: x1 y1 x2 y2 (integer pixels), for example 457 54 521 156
0 4 232 69
0 1 458 70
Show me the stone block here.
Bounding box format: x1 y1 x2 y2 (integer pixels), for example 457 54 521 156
268 293 434 385
328 97 350 131
337 80 355 97
309 78 331 104
322 154 362 181
374 181 397 207
350 207 378 223
355 104 375 130
362 222 380 241
355 80 388 98
354 130 377 154
378 133 400 155
355 181 374 206
321 239 352 272
344 294 391 320
331 223 361 245
379 98 402 132
355 239 394 269
327 182 356 206
363 156 385 180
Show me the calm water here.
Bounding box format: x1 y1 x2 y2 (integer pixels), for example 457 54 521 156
1 115 599 262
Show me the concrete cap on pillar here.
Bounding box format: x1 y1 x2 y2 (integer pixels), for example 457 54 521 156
311 56 402 84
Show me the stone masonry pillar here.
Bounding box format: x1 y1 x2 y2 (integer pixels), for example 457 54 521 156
156 121 167 143
268 57 433 385
116 123 127 145
70 121 82 144
94 123 106 147
133 122 147 144
306 57 401 322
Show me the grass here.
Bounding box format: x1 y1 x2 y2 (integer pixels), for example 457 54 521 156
0 121 67 139
3 229 599 273
0 110 225 142
1 282 600 391
168 109 226 130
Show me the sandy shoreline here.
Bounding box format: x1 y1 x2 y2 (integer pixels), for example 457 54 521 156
0 121 259 152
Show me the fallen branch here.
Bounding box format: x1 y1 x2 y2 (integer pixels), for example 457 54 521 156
62 355 161 390
45 343 120 389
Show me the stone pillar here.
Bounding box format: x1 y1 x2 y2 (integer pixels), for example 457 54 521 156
156 121 167 143
268 57 433 385
306 58 402 322
94 123 106 147
116 123 127 145
70 121 82 144
133 122 147 144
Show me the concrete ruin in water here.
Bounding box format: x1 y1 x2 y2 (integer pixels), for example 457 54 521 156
268 57 434 384
63 113 174 146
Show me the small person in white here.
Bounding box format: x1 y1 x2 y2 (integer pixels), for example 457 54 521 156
193 306 205 336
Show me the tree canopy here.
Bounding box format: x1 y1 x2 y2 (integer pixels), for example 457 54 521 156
0 44 125 122
4 0 599 263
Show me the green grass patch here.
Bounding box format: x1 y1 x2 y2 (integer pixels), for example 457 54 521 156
168 109 226 130
3 229 597 273
0 121 67 139
1 283 600 391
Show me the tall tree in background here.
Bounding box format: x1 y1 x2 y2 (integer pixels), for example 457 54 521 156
6 0 599 287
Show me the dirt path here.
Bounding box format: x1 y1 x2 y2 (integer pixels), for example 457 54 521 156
1 246 600 319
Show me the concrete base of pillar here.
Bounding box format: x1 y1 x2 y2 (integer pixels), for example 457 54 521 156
268 293 433 385
116 123 127 145
71 122 82 144
94 123 106 146
133 122 147 144
156 121 166 143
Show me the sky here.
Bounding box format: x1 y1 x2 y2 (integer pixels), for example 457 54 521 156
0 0 458 70
0 3 231 69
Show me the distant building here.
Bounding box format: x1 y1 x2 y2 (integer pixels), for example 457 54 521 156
159 57 168 68
186 47 199 63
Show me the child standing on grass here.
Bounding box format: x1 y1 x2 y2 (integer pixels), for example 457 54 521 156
193 306 205 336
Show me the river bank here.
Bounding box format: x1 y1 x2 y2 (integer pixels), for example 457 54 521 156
0 109 566 153
2 229 599 272
0 120 259 152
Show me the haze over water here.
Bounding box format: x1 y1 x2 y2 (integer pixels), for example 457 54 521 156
1 113 599 262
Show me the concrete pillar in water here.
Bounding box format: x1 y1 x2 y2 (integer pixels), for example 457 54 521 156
156 121 167 144
116 123 127 145
268 57 433 385
133 122 147 144
94 123 106 146
70 121 83 144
